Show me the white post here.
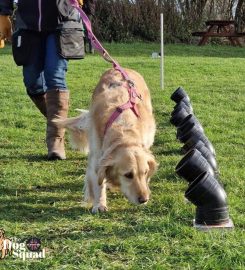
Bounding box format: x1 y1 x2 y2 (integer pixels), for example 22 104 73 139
160 13 164 90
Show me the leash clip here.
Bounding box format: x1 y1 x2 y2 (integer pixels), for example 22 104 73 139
116 107 123 113
127 80 135 88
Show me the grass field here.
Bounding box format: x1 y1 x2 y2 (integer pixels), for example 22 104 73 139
0 43 245 269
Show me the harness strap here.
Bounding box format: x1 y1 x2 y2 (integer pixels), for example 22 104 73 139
104 83 140 134
70 0 142 134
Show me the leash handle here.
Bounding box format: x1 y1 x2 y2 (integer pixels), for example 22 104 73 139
70 0 114 64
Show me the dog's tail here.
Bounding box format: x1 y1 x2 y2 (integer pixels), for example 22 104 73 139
53 109 90 154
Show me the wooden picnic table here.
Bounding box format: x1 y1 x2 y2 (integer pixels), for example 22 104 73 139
192 20 244 47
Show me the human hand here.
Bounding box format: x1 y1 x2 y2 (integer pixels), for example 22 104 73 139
77 0 83 6
0 15 12 48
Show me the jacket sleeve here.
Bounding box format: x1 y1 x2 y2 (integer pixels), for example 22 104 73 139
0 0 14 16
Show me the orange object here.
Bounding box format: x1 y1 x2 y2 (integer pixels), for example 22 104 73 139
0 39 5 48
0 15 12 41
77 0 83 6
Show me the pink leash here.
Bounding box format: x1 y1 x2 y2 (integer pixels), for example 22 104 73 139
69 0 141 134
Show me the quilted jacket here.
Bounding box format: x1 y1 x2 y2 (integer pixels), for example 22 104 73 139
0 0 83 31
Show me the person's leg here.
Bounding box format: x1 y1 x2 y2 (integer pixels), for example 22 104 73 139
44 33 69 160
22 33 47 117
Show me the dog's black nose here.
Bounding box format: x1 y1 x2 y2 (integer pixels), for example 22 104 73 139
138 197 148 204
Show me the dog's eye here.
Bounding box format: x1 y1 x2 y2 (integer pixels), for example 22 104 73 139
124 172 134 179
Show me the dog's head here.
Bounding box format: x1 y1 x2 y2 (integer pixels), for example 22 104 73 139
98 145 157 204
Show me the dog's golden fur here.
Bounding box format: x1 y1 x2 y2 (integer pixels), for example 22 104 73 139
55 68 157 213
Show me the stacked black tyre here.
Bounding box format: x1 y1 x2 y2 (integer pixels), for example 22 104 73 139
170 87 232 228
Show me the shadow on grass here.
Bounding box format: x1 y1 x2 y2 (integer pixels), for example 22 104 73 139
0 175 185 225
2 43 245 60
154 140 182 156
157 148 181 156
23 154 87 163
165 44 245 59
0 153 87 163
0 181 87 223
105 43 245 59
0 144 18 150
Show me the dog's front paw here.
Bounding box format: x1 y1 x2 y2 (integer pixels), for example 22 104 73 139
91 204 108 214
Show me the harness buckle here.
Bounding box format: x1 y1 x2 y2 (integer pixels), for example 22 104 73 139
116 107 123 113
127 80 135 88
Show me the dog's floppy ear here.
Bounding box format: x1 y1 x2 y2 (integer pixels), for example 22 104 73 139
97 140 120 185
147 152 158 178
97 145 116 185
97 156 114 185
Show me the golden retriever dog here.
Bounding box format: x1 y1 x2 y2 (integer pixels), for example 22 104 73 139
55 68 157 213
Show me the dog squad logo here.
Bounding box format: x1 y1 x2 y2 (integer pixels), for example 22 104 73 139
0 229 46 261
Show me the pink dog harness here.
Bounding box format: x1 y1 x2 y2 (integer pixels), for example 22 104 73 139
104 81 141 134
70 0 142 134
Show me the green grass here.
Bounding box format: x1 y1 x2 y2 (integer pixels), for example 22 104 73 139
0 43 245 269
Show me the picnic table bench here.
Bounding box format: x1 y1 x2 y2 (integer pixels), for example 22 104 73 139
192 20 245 47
